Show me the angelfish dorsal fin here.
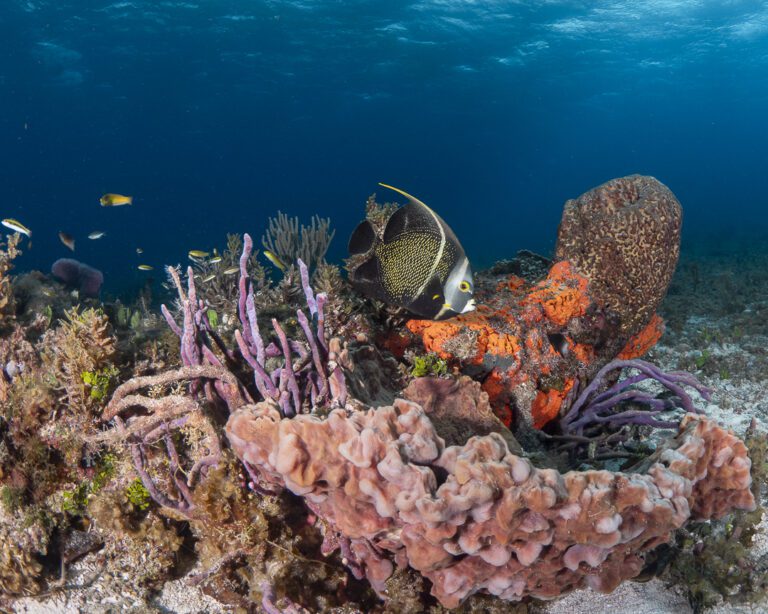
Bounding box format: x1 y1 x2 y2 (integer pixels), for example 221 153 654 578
378 183 441 244
378 183 431 210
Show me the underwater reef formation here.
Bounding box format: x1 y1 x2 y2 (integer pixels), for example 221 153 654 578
226 399 754 608
0 233 22 326
406 175 681 432
555 174 682 339
0 176 761 612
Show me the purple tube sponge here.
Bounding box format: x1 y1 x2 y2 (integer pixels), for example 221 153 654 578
561 358 711 436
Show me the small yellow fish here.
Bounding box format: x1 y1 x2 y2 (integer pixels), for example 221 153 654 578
138 264 154 271
2 218 31 237
263 250 287 272
188 250 210 259
201 273 216 282
223 266 239 275
88 231 106 240
136 247 144 254
100 193 133 207
58 231 75 251
208 256 223 264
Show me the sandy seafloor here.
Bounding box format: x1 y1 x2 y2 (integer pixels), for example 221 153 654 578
9 250 768 614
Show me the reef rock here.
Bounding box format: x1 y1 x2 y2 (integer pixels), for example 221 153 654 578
226 398 754 609
406 175 682 430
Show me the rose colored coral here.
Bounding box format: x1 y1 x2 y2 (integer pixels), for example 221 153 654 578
226 399 755 609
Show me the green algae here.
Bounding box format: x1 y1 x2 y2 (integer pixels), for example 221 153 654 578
125 478 151 512
661 421 767 611
411 353 448 378
81 365 119 402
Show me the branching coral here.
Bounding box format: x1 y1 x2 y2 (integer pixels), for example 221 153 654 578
560 358 710 435
93 365 236 516
184 233 269 327
261 211 335 274
0 233 22 327
97 234 347 516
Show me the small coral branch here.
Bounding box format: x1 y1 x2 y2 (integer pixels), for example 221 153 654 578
261 211 335 273
561 358 711 436
161 266 249 408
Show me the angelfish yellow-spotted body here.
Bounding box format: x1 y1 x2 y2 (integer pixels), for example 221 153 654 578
348 183 475 320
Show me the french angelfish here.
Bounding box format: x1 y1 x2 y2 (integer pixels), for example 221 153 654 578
348 183 475 320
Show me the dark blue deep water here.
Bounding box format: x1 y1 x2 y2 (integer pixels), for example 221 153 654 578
2 1 768 297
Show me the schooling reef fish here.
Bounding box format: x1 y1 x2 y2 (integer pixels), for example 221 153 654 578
88 231 106 240
2 218 31 237
263 250 287 272
100 193 133 207
348 183 475 320
58 231 75 251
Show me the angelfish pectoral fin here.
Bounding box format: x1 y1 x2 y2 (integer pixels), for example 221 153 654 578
348 220 376 255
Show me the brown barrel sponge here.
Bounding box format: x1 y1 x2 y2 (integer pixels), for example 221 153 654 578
554 175 682 339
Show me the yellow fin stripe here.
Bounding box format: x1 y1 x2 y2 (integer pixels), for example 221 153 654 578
378 183 431 210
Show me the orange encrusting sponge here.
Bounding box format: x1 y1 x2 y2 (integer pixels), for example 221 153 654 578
407 260 665 430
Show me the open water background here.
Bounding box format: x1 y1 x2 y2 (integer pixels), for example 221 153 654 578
2 1 767 296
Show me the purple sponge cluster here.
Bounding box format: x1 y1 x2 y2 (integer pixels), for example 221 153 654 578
51 258 104 298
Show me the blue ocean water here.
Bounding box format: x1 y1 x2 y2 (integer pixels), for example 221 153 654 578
2 1 767 297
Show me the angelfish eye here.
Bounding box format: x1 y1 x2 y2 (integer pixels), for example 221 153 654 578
459 281 471 293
